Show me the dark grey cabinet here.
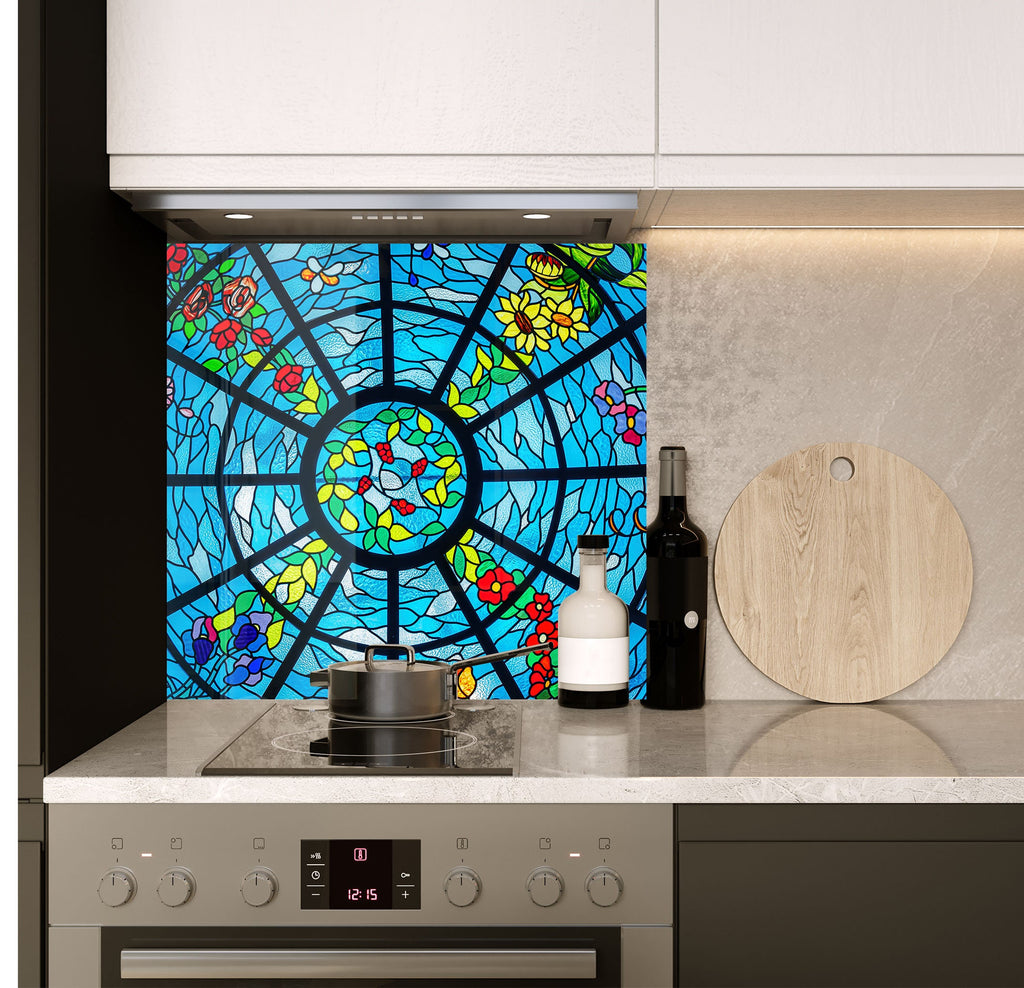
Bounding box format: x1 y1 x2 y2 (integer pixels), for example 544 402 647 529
675 806 1024 988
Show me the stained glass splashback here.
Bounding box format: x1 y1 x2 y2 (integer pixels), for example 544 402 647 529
166 243 647 700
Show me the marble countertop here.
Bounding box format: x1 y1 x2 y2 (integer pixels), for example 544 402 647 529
43 699 1024 804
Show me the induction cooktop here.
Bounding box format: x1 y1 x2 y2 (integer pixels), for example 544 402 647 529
201 701 519 775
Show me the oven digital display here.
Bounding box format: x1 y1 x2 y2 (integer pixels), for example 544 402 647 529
301 839 420 909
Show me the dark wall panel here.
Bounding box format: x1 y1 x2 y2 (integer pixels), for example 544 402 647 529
43 0 166 770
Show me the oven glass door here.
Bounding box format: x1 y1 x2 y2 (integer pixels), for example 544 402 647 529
101 926 622 987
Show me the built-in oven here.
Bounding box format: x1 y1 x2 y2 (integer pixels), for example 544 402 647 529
48 803 673 987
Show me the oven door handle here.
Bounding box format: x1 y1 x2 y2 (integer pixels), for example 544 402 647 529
121 947 598 980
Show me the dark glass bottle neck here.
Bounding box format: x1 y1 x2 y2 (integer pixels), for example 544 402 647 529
657 493 689 516
659 455 687 499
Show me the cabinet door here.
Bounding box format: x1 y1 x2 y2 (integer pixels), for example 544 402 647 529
677 840 1024 987
659 0 1024 155
108 0 655 156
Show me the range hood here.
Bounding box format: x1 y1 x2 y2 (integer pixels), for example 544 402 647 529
119 190 639 242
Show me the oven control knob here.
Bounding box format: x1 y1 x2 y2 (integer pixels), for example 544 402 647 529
97 868 136 907
444 867 481 907
585 867 623 907
526 867 564 907
241 867 278 907
157 868 196 907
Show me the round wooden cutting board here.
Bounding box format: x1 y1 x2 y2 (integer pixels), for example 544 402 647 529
714 442 972 703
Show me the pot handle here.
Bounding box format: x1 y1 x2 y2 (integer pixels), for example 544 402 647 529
364 644 417 671
308 669 329 688
448 643 550 675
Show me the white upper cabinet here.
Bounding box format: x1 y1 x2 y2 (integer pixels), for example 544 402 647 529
108 0 655 187
656 0 1024 189
659 0 1024 154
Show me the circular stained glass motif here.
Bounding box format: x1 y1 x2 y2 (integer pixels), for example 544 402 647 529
166 242 648 701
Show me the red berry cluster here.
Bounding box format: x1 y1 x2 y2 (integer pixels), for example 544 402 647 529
357 476 372 495
375 442 394 464
390 499 416 516
411 457 428 477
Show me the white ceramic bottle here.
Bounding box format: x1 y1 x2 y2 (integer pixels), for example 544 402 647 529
556 534 630 708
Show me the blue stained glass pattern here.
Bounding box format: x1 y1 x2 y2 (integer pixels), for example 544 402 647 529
166 242 647 700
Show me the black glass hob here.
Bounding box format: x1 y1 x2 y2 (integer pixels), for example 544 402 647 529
201 702 518 775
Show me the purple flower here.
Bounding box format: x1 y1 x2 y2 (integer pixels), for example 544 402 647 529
592 381 626 417
192 637 214 666
225 655 274 687
613 405 647 447
230 611 273 653
190 615 217 666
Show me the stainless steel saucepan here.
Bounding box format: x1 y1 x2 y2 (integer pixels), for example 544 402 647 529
308 643 548 722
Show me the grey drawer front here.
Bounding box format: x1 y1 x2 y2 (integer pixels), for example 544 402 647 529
677 840 1024 987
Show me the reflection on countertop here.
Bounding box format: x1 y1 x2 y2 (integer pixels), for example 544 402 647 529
43 699 1024 805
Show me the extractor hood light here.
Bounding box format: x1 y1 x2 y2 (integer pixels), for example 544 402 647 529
224 212 253 220
523 212 551 220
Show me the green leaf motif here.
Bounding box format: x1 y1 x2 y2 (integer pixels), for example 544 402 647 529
618 271 646 290
202 357 225 372
489 366 518 386
364 501 379 526
578 280 603 323
183 323 198 341
324 441 346 453
442 491 463 509
397 407 416 420
218 258 236 274
362 531 376 551
315 390 329 415
421 521 447 536
376 409 399 424
282 551 309 564
234 590 258 614
626 242 645 268
192 247 209 265
433 440 457 458
449 546 466 579
406 429 426 446
337 420 367 434
375 527 391 551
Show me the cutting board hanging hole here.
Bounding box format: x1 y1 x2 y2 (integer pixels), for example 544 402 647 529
829 456 854 482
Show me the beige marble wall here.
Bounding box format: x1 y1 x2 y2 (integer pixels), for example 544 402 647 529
645 229 1024 699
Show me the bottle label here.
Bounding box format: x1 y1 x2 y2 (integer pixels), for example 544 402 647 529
647 557 708 622
558 637 630 689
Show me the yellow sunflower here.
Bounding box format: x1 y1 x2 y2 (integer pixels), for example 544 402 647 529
495 291 551 354
538 298 587 343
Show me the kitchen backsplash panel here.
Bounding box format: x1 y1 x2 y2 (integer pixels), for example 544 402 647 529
166 243 647 700
647 228 1023 700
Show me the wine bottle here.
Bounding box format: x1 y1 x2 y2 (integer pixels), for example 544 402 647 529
643 447 708 709
557 534 630 708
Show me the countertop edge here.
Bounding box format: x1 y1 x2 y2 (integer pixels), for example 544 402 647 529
43 775 1024 805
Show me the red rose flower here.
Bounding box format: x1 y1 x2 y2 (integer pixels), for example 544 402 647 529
526 619 557 655
528 654 555 697
411 457 428 477
357 476 372 495
166 244 189 274
273 364 304 393
182 282 213 321
250 326 273 347
476 566 516 606
210 318 242 351
525 592 553 622
222 275 258 317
